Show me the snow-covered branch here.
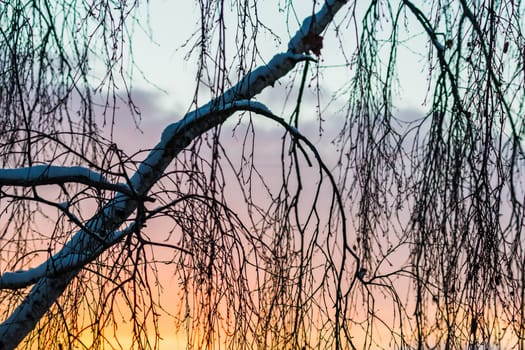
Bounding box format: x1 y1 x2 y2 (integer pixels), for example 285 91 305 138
0 165 132 195
0 224 135 290
0 101 266 290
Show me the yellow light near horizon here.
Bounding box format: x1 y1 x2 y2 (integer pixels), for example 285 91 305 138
74 323 189 349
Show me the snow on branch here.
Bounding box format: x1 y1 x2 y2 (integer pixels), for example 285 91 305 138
0 101 272 291
205 0 348 109
0 165 132 195
0 223 135 290
134 0 349 191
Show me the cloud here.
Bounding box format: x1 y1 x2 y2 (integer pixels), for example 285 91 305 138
93 88 185 156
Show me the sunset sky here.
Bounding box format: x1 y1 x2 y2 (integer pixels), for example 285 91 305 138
0 0 521 348
3 0 525 349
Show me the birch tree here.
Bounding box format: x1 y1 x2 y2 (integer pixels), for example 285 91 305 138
0 0 524 349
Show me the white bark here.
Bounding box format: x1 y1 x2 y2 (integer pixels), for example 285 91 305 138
0 1 349 348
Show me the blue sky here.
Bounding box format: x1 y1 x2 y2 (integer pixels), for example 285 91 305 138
122 0 429 120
